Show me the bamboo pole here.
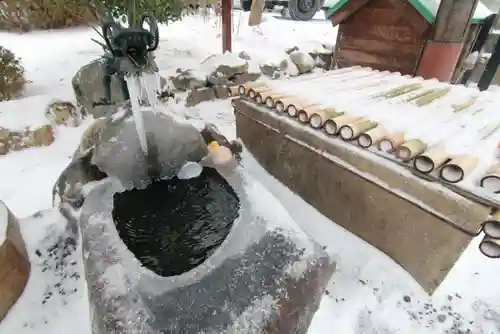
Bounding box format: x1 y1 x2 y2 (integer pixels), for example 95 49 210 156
479 163 500 193
339 119 377 141
378 132 406 153
228 86 239 96
395 139 427 162
482 211 500 239
309 108 344 129
478 236 500 259
248 86 272 99
287 102 319 118
324 115 362 136
357 125 389 149
413 146 450 173
439 155 479 183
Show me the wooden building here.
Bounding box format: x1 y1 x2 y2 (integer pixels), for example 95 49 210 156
324 0 492 78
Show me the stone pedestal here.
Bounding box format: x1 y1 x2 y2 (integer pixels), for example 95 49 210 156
0 201 30 321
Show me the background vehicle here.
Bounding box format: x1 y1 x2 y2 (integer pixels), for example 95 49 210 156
239 0 326 21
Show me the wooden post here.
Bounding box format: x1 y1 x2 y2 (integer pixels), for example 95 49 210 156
477 37 500 91
416 0 480 82
221 0 232 53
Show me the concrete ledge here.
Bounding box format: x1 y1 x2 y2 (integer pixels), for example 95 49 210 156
234 98 491 293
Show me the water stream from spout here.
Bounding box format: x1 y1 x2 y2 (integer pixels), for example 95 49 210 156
125 75 149 154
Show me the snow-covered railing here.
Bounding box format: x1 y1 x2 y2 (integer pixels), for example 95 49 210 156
234 66 500 261
237 66 500 200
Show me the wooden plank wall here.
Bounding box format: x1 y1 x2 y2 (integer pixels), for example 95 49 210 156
334 0 432 75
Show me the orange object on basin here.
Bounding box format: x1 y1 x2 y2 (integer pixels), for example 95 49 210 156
208 141 220 152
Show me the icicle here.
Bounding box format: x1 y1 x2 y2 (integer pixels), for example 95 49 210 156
125 75 148 154
142 73 159 112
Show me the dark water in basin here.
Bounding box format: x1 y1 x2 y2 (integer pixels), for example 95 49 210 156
112 167 240 277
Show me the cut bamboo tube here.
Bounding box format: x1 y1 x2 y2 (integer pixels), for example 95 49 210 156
413 146 449 173
414 88 451 107
482 215 500 239
264 93 291 109
479 163 500 193
339 119 377 141
238 81 266 95
357 125 388 149
248 86 271 99
297 105 327 123
275 97 300 113
378 132 406 153
229 86 239 96
254 90 274 104
309 108 344 129
452 96 478 113
478 236 500 259
439 155 479 183
297 108 313 123
395 139 426 162
376 83 423 99
287 102 318 118
324 115 361 136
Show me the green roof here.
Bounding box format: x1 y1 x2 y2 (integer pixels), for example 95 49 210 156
324 0 493 24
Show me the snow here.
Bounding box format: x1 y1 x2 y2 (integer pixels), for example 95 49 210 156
0 10 500 334
177 161 203 179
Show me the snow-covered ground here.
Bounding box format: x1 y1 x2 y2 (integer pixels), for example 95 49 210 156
1 12 500 334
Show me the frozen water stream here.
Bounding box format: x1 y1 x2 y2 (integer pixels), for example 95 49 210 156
125 75 149 154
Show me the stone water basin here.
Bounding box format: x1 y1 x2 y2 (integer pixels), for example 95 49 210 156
62 107 335 333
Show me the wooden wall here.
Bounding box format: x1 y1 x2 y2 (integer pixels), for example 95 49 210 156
333 0 432 75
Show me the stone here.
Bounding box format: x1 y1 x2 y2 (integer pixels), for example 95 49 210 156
207 72 232 86
90 109 209 190
78 117 109 154
186 87 216 107
72 58 169 119
213 85 231 99
170 68 207 92
285 46 299 54
7 132 24 151
0 143 7 155
322 42 335 51
282 57 299 77
260 64 280 78
72 59 127 119
289 51 315 75
238 50 251 60
0 200 30 321
230 72 261 85
316 53 335 70
45 100 82 127
30 124 54 147
79 147 335 334
52 148 107 209
202 53 249 79
0 127 10 144
54 104 239 211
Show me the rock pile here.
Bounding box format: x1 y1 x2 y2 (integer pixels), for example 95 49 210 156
171 43 336 107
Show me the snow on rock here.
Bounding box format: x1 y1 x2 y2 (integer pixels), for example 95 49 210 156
201 52 249 79
177 161 203 179
289 50 316 74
